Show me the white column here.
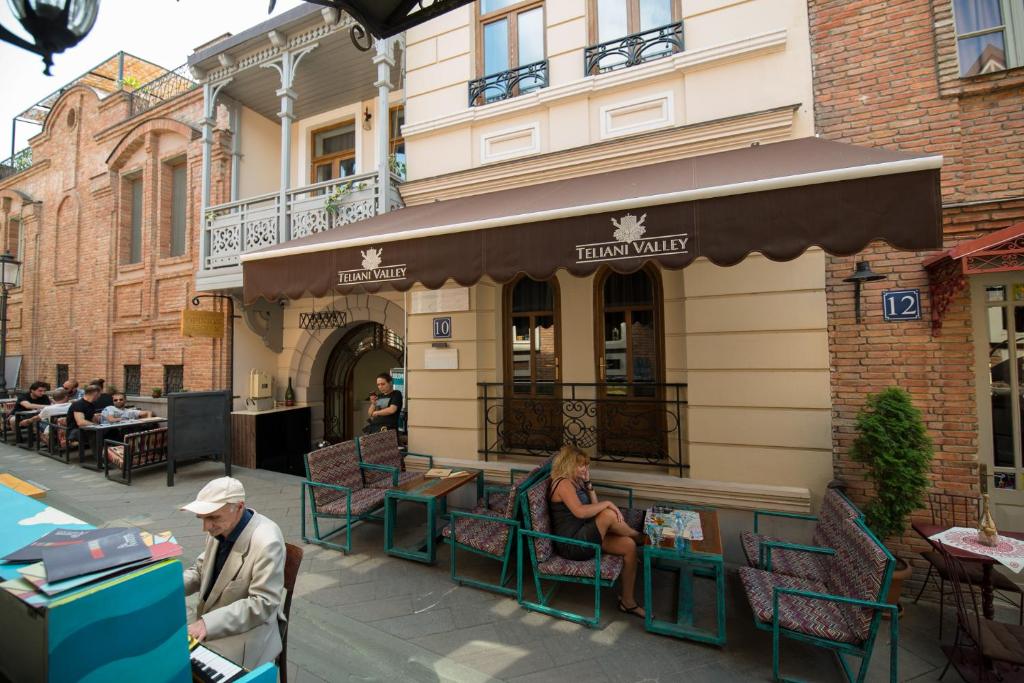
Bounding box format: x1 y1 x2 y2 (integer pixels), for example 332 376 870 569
264 45 316 244
199 80 229 271
373 38 396 215
229 103 242 202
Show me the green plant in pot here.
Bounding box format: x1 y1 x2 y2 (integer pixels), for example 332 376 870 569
151 387 163 399
850 386 933 613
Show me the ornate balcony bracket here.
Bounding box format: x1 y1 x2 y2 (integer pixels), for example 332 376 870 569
243 298 285 353
584 21 685 76
468 60 548 107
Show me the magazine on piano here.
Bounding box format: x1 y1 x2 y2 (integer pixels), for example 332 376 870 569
41 528 151 582
3 527 133 563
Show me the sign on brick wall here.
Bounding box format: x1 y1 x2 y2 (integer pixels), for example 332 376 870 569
180 310 224 338
882 288 922 322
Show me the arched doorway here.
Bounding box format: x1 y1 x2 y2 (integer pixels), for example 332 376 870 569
322 322 404 443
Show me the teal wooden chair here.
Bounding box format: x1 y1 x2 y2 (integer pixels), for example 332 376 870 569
516 477 624 628
739 516 899 683
301 440 399 553
741 487 862 579
443 479 521 596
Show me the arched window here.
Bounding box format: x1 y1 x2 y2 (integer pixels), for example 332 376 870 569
597 267 662 393
505 276 559 395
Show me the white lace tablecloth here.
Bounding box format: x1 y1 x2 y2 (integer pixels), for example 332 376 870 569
929 526 1024 573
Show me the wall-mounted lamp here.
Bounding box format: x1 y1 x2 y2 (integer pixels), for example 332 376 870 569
362 108 373 131
843 260 886 324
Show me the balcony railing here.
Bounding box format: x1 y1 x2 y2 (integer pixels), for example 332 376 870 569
478 382 688 476
203 172 403 270
584 21 685 76
0 147 32 180
468 60 549 107
127 63 198 119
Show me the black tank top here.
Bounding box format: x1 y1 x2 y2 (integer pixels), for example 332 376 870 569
548 477 591 537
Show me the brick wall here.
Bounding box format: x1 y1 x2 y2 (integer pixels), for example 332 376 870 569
809 0 1024 596
0 83 233 398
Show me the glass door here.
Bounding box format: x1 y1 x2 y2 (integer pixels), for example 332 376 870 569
983 282 1024 493
596 268 664 458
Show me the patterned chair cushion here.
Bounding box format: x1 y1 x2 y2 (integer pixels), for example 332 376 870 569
825 519 889 641
358 430 403 487
487 490 511 513
55 416 68 448
739 567 860 644
812 489 861 547
106 445 125 468
538 554 624 581
122 428 168 467
740 530 830 582
306 441 363 509
621 507 645 532
319 487 387 518
524 479 554 563
442 514 512 556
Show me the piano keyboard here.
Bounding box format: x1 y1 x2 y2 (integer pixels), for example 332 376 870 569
190 643 245 683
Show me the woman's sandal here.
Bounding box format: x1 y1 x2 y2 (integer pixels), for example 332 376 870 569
617 599 644 618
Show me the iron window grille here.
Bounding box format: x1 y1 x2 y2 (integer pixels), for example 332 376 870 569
163 364 184 395
583 21 684 76
468 60 549 107
124 364 141 396
56 364 68 386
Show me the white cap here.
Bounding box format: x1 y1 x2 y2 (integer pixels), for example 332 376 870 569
180 477 246 515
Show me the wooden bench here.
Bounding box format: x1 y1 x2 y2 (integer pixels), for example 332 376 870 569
103 427 169 485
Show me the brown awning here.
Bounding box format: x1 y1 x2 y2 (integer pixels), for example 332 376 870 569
924 221 1024 335
242 137 942 304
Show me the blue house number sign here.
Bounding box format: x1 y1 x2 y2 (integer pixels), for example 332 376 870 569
433 316 452 338
882 288 921 321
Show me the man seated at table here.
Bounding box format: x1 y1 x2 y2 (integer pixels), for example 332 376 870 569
67 385 101 443
9 381 52 433
90 378 115 410
181 477 286 670
22 389 71 439
62 380 84 400
99 393 154 424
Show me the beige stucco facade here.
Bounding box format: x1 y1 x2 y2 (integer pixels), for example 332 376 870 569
217 0 828 512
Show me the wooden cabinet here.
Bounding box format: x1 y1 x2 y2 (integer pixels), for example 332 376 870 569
231 406 311 476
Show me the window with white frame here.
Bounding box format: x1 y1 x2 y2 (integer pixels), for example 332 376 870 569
952 0 1024 77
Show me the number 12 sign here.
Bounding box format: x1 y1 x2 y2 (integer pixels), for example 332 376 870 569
882 288 921 321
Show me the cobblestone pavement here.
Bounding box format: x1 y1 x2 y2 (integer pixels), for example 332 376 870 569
0 443 966 682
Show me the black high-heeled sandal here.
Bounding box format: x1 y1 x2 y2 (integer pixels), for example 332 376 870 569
617 598 644 618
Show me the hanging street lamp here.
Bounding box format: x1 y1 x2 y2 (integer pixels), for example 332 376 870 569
268 1 476 39
2 0 100 75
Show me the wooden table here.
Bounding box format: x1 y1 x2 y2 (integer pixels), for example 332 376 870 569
77 417 167 471
642 508 726 646
913 521 1024 620
383 471 482 564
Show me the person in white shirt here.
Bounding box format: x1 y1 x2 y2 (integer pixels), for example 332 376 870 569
99 393 154 424
22 389 71 439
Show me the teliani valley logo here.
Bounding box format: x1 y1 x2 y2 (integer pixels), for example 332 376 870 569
337 246 407 284
575 211 689 264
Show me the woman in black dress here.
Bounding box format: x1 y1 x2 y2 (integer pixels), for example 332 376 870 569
548 445 644 617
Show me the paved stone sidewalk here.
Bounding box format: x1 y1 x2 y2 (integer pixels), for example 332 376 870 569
0 443 963 682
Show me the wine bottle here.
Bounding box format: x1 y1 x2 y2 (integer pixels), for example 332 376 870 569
977 493 999 547
285 377 295 407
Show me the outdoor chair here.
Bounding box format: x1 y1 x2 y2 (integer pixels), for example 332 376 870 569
103 427 169 485
739 516 899 683
0 399 16 442
443 473 521 597
356 429 433 487
277 542 304 683
517 477 624 628
741 487 862 580
940 542 1024 682
301 440 398 553
914 491 1022 639
38 416 75 464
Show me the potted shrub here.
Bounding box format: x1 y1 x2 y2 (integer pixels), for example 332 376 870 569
850 386 933 612
151 387 163 399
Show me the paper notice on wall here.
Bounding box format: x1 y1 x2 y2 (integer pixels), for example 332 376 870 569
424 348 458 370
411 288 470 314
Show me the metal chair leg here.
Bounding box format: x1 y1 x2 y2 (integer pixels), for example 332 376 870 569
913 564 934 603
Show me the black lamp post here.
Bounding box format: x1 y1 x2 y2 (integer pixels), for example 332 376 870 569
843 260 886 324
2 0 100 75
0 251 21 394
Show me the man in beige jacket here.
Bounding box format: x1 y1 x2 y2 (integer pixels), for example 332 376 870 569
181 477 286 669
